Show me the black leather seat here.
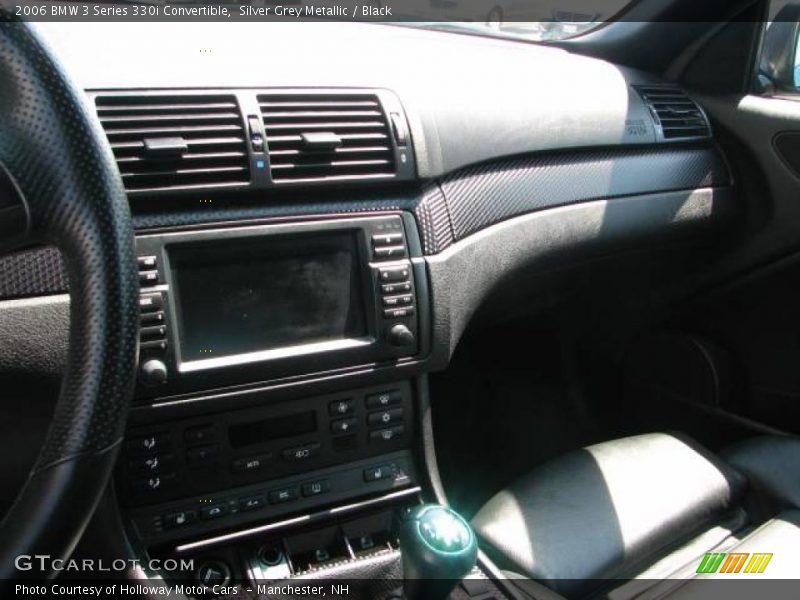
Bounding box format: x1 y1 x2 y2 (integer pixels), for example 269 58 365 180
471 433 800 599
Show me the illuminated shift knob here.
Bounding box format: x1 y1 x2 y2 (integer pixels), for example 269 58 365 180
399 504 478 600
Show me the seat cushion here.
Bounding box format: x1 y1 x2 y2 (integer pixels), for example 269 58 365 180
472 433 745 598
722 436 800 519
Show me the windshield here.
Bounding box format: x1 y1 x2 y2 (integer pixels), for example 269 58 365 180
394 0 633 42
401 21 599 42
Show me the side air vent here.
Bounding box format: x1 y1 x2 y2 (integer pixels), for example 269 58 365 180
95 94 250 193
259 93 396 183
636 86 711 141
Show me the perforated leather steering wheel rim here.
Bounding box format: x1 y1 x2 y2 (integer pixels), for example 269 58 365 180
0 20 138 579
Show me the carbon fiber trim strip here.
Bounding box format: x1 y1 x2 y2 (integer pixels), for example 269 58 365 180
440 146 729 242
415 184 455 255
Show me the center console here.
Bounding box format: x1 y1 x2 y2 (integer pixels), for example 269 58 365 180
116 211 505 599
116 212 437 595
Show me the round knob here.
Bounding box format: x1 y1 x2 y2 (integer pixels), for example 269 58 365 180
140 359 167 386
387 324 415 348
258 545 284 567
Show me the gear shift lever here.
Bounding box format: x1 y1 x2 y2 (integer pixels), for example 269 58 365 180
399 504 478 600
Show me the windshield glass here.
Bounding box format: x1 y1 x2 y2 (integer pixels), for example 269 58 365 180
396 0 633 42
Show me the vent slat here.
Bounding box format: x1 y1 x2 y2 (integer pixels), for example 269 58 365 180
97 102 237 113
268 146 392 157
271 159 392 171
115 151 247 163
259 100 379 109
95 93 250 193
99 112 241 124
263 110 383 120
110 136 245 150
103 124 242 137
121 166 247 178
259 93 396 183
262 121 388 131
636 86 710 141
266 132 389 143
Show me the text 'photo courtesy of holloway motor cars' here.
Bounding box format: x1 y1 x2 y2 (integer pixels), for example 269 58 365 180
2 0 800 598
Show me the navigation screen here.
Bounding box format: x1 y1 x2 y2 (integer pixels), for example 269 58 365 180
170 232 367 361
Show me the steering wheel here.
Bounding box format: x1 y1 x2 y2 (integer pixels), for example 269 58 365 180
0 21 138 578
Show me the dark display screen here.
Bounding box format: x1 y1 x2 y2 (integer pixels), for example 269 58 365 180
229 411 318 449
170 232 367 361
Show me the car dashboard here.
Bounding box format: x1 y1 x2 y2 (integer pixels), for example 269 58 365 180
0 21 734 594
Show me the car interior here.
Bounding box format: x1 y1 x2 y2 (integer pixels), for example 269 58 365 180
2 1 800 598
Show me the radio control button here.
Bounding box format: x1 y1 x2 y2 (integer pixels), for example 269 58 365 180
185 425 215 445
138 255 158 269
372 233 404 247
186 444 219 467
141 325 167 339
139 270 159 286
383 307 414 319
129 453 173 475
140 339 168 351
330 417 357 435
365 390 402 409
374 245 407 260
163 509 196 528
282 443 320 462
328 398 354 416
127 433 171 455
268 487 299 504
301 480 330 497
200 503 229 520
379 266 409 282
131 472 174 495
363 464 393 482
369 426 405 443
381 282 411 295
231 453 271 472
139 293 163 312
140 311 165 326
382 294 413 307
368 408 403 427
239 495 266 511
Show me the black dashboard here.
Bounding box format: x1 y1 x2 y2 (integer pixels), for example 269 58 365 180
0 20 735 591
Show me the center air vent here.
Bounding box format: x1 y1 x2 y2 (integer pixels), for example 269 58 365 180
95 94 250 193
636 86 711 141
259 93 396 183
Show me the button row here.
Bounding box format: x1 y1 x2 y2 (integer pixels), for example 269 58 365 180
363 461 409 483
161 478 330 529
327 392 405 440
377 266 414 320
371 232 407 261
139 291 168 352
229 442 320 476
127 431 176 493
138 255 160 287
365 390 404 444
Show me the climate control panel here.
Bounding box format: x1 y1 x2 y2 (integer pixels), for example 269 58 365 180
117 382 415 509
